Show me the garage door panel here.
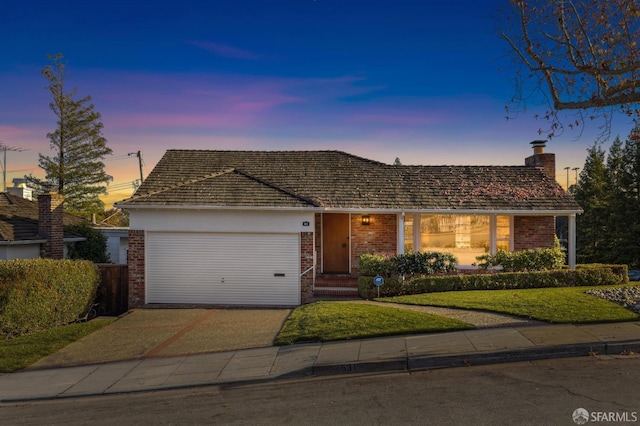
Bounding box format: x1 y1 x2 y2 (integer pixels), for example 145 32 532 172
146 232 300 305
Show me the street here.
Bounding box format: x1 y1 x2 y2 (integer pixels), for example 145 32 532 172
2 356 639 426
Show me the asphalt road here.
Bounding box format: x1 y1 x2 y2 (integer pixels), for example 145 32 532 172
3 355 639 425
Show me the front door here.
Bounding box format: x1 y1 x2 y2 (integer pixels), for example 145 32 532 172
322 213 350 273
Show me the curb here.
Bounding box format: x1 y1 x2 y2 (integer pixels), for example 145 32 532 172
313 341 640 378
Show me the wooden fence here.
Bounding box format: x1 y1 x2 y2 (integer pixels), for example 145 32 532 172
96 264 128 315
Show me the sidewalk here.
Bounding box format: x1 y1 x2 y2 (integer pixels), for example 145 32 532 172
1 321 640 402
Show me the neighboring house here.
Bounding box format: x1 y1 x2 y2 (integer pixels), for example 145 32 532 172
117 141 582 308
0 192 86 260
95 227 129 264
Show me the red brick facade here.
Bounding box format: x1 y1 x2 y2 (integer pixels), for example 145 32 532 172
350 214 397 274
38 193 64 259
513 216 556 250
128 230 145 308
300 231 314 303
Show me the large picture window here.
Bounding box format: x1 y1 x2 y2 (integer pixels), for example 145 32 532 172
403 214 511 265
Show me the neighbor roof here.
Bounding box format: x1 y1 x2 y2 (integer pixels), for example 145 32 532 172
0 193 86 242
118 150 582 212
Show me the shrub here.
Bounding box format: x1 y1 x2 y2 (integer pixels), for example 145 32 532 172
391 251 458 277
358 264 628 299
359 253 392 276
358 251 458 278
475 246 565 272
66 222 110 263
0 259 99 338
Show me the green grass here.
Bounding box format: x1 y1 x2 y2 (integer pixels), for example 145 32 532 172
274 301 474 345
0 318 116 373
380 284 640 324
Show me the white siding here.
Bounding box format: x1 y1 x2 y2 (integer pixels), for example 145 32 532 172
146 231 300 306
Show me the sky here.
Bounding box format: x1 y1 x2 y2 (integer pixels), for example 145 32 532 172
1 0 636 207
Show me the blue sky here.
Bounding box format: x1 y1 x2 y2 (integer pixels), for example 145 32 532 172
0 0 635 204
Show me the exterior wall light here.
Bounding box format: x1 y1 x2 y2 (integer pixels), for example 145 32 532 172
362 215 371 226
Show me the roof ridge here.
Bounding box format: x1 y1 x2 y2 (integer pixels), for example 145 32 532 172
232 168 319 207
123 169 236 201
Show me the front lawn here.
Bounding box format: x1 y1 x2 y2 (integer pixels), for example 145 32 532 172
380 284 640 324
0 318 116 373
274 301 474 345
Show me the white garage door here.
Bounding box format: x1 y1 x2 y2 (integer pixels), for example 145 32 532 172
146 232 300 305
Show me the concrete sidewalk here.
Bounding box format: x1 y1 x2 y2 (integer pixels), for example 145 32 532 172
1 321 640 402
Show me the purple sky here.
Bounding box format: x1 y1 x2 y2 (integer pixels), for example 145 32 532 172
0 0 635 205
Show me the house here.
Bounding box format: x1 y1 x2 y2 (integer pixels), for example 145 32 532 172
95 227 129 264
117 141 582 308
0 192 86 260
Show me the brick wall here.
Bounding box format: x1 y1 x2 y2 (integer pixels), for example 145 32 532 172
350 214 397 274
513 216 556 250
300 231 314 304
525 153 556 179
127 230 145 308
38 193 64 259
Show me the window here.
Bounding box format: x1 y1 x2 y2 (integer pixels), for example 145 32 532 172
496 215 511 252
402 214 511 266
404 215 414 252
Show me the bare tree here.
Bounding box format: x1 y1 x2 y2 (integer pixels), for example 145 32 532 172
500 0 640 138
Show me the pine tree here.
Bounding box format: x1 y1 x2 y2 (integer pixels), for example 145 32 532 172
28 53 112 216
573 144 609 263
619 126 640 267
604 137 626 261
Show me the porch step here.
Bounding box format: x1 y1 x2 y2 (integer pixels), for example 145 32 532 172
313 275 360 300
314 275 359 288
312 287 361 300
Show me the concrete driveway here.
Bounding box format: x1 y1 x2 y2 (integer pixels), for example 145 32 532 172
27 308 292 370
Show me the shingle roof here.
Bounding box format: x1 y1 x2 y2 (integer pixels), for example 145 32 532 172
0 193 87 242
118 150 582 212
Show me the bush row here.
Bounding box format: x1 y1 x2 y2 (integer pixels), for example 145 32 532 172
359 252 457 277
474 246 565 272
0 259 99 338
358 264 629 299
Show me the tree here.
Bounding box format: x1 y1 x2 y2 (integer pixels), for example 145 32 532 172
573 144 609 263
618 125 640 266
500 0 640 138
28 53 113 217
573 125 640 267
65 222 110 263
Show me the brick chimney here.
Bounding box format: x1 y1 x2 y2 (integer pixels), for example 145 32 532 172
525 140 556 179
38 192 64 259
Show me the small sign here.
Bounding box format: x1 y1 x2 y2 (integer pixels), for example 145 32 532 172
302 221 310 226
373 275 384 287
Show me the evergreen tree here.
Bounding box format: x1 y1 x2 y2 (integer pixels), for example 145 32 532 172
573 144 609 263
28 53 112 217
619 126 640 267
603 137 626 260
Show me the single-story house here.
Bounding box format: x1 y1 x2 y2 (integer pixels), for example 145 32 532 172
116 141 582 308
0 192 86 260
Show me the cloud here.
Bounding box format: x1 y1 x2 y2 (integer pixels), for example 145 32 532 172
187 40 261 60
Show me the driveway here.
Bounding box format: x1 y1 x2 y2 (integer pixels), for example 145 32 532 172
27 308 292 370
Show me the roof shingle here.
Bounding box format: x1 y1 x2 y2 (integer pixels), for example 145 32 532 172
118 150 582 212
0 193 87 242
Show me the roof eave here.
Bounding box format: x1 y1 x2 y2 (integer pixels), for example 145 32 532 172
116 203 582 215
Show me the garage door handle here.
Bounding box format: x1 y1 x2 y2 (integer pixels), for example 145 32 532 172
274 273 285 277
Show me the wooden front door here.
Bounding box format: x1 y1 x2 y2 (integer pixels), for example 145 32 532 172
322 213 350 273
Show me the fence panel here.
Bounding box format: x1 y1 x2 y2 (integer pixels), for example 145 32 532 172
97 264 129 315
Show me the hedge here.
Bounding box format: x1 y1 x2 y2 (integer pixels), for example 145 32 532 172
358 264 629 299
0 259 99 338
359 251 457 277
